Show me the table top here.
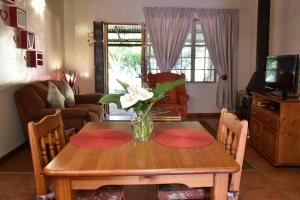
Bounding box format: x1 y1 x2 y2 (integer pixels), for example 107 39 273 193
44 121 239 177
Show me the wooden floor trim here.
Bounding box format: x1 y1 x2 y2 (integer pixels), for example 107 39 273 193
0 142 27 163
186 113 220 119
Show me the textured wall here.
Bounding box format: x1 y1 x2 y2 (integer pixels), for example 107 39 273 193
0 0 64 157
63 0 258 113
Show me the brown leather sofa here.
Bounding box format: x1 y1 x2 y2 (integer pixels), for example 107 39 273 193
15 80 104 140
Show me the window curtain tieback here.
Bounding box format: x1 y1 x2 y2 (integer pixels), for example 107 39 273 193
220 74 227 80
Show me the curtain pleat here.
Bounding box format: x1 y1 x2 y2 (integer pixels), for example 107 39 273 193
143 7 194 72
196 9 239 110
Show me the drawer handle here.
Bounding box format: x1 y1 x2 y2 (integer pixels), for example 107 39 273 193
143 175 154 179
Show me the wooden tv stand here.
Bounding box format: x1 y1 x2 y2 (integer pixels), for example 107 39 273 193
249 92 300 166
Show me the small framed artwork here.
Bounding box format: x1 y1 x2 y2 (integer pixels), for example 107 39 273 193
9 6 26 29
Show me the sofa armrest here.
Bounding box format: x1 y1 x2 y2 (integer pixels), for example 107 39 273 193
33 108 90 120
74 93 103 104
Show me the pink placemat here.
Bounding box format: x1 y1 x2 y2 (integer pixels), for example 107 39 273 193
70 129 132 148
153 128 214 148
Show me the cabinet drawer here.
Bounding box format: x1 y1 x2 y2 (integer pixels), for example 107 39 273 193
251 107 279 130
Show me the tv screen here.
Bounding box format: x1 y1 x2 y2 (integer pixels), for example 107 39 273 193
265 54 299 95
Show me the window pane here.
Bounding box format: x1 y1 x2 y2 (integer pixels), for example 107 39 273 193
195 70 205 82
204 70 214 82
205 48 210 57
181 57 191 69
195 58 205 69
182 46 191 57
205 59 214 69
195 47 205 57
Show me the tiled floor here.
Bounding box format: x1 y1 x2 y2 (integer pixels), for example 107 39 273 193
0 119 300 199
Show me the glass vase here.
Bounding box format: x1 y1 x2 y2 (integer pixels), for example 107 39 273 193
131 111 153 142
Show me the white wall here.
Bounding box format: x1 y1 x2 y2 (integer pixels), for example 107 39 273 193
270 0 300 93
63 0 258 113
0 0 64 157
270 0 300 55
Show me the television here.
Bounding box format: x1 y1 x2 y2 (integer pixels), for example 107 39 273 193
265 54 299 98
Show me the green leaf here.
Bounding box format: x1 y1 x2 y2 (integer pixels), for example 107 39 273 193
153 79 185 99
117 79 129 92
99 94 123 109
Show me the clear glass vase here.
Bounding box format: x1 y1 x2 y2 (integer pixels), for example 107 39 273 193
131 111 153 142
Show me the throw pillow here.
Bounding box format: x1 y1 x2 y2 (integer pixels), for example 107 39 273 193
47 81 65 108
59 79 75 107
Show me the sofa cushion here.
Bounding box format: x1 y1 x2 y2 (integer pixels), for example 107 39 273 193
47 82 65 108
59 79 75 107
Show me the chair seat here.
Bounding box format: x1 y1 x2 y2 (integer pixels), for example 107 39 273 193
158 184 208 200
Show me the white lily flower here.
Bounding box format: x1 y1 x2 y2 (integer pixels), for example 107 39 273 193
127 86 153 101
120 93 139 109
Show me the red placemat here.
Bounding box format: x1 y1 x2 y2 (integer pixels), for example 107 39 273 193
70 129 132 148
153 128 214 148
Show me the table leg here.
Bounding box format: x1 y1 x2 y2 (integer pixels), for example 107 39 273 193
55 177 72 200
212 173 228 200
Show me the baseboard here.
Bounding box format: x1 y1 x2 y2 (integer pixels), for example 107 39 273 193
187 113 220 119
0 142 28 163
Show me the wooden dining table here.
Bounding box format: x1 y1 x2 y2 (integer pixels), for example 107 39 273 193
44 121 239 200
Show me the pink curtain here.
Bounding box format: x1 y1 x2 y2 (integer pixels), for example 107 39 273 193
143 7 194 72
196 9 239 110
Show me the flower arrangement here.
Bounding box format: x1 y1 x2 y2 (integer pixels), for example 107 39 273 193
99 79 185 141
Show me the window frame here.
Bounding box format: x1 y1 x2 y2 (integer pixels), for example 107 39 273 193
145 20 216 83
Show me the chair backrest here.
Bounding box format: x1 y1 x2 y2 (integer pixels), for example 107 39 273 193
216 108 248 195
28 109 66 196
147 72 187 103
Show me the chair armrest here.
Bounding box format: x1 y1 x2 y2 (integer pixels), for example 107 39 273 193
33 108 90 120
178 93 189 105
75 93 103 104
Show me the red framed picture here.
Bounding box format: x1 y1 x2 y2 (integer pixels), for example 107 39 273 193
9 6 26 29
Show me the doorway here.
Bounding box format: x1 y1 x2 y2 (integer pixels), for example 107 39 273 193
104 23 145 116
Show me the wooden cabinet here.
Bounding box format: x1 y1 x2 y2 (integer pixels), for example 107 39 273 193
249 92 300 166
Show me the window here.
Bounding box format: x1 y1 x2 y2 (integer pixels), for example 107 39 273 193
146 21 215 83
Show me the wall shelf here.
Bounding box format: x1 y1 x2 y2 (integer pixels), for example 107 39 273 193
26 50 43 67
9 6 26 29
14 30 35 49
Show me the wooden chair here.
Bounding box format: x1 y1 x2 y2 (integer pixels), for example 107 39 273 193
158 108 248 200
28 109 124 200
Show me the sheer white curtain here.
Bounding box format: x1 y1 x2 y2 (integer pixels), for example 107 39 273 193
196 9 239 109
143 7 194 72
